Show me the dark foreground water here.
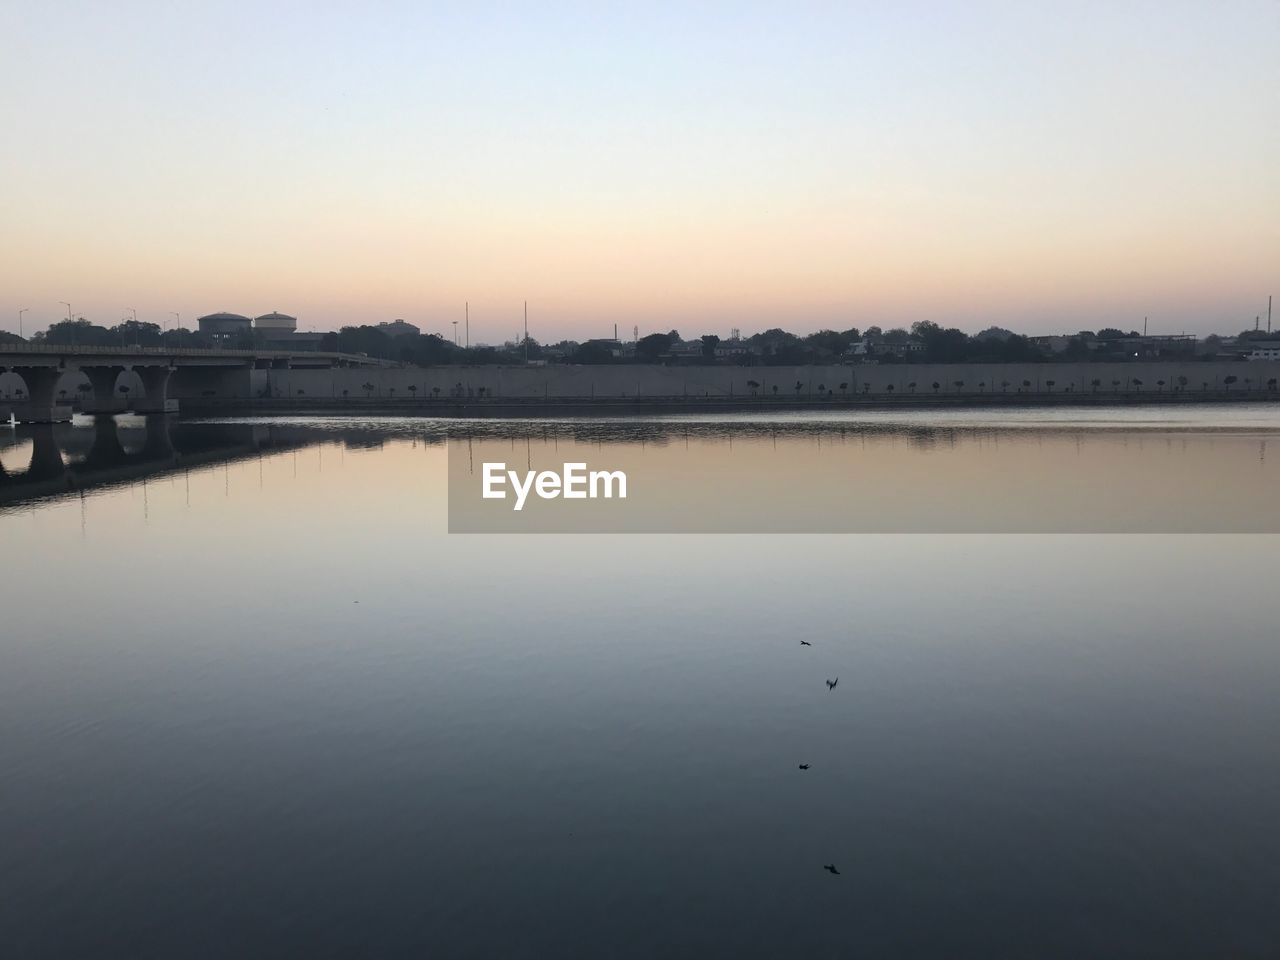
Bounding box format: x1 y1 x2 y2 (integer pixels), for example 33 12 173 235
2 408 1279 957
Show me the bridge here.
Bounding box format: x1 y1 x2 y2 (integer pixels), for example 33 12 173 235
0 344 393 422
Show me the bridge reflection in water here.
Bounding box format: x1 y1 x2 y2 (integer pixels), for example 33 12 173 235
0 417 355 509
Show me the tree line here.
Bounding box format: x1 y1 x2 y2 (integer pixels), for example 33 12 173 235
13 317 1271 366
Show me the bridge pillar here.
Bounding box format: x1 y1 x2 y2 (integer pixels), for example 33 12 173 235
10 366 73 423
140 415 177 460
24 425 70 482
133 365 179 415
80 364 129 415
84 416 129 468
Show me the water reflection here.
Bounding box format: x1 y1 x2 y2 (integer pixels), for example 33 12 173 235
4 414 1278 533
2 412 1280 957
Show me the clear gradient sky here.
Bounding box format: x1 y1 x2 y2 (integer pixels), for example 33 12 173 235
2 1 1276 342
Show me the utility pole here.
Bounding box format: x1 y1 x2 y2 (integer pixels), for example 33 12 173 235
1268 295 1272 334
523 300 529 364
171 312 181 348
59 302 73 345
17 308 27 339
127 307 138 346
465 301 469 348
452 320 459 345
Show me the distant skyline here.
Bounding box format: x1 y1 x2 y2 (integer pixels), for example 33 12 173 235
2 2 1276 340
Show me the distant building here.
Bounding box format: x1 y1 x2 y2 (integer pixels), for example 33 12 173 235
254 311 297 333
1111 335 1197 359
670 339 704 359
714 339 752 359
1029 335 1073 355
378 319 420 338
197 312 252 343
581 338 625 358
1245 341 1280 361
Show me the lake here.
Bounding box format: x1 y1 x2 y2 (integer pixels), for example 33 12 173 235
2 406 1279 957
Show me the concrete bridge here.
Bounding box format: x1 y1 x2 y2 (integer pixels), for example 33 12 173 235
0 344 392 422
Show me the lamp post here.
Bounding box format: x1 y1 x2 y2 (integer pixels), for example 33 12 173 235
59 302 73 345
126 307 138 346
17 308 27 339
171 312 181 349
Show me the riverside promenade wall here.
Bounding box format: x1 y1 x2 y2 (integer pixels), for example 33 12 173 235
161 359 1280 417
200 360 1280 402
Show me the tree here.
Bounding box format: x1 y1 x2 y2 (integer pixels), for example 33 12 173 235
1046 380 1055 391
637 332 676 362
932 381 940 393
700 334 721 359
432 386 441 398
362 381 375 398
1156 380 1165 392
1091 378 1102 393
1022 380 1032 390
908 382 917 393
794 380 803 396
1131 378 1142 391
408 385 418 399
771 384 778 395
1223 375 1238 391
746 379 760 395
1176 375 1189 391
952 380 965 391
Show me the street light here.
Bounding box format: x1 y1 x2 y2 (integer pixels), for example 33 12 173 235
59 302 73 345
126 307 138 347
17 308 28 339
171 312 181 348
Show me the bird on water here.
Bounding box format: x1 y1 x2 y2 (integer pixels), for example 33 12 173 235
823 864 841 876
798 763 810 770
826 677 838 691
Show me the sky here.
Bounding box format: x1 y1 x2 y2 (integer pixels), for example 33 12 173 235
1 1 1276 342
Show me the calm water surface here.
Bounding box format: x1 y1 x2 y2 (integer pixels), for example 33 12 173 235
2 408 1279 957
